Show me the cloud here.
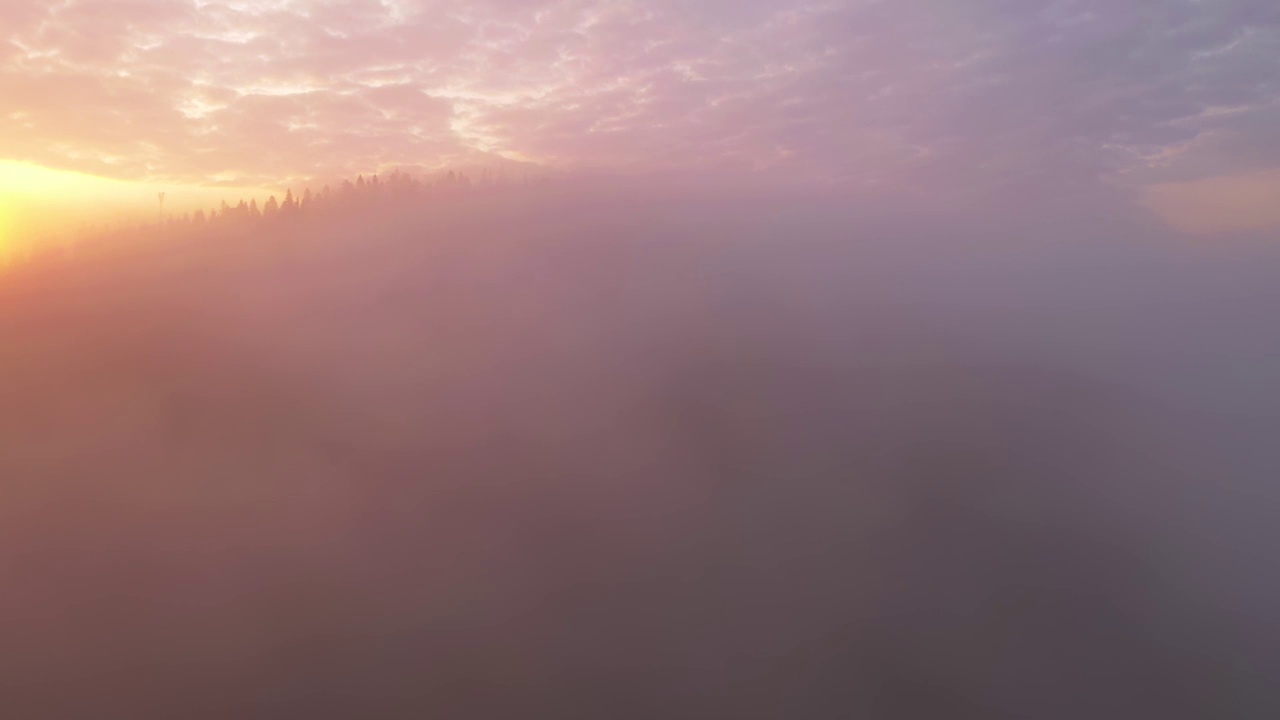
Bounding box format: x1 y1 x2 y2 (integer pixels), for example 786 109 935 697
0 0 1277 226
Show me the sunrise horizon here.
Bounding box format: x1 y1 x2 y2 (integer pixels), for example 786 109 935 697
3 0 1279 250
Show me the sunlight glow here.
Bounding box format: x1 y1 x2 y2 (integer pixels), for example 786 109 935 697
0 160 123 252
0 159 127 196
0 159 278 250
0 202 13 256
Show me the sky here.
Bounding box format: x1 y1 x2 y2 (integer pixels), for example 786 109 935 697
1 0 1279 238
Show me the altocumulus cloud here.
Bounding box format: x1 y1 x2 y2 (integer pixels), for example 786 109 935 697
0 0 1277 230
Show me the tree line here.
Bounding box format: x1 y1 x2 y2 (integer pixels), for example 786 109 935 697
4 167 542 269
171 168 496 227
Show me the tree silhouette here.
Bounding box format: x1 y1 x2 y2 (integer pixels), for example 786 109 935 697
2 167 513 258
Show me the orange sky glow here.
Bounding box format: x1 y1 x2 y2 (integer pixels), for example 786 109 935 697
0 160 276 255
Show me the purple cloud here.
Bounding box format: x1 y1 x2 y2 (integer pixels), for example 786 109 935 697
0 0 1276 226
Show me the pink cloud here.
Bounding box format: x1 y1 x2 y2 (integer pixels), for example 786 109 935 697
0 0 1276 218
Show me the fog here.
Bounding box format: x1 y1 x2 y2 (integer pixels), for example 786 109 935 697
1 181 1277 717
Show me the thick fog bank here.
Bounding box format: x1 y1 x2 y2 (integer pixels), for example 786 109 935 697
1 186 1277 717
